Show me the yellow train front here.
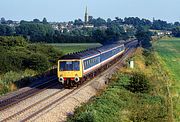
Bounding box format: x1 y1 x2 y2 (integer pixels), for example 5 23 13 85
57 59 83 86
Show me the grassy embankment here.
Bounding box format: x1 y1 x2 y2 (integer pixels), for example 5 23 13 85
154 37 180 121
67 47 171 122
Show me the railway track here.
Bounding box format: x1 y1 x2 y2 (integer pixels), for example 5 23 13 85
0 76 58 111
0 44 137 122
1 88 65 122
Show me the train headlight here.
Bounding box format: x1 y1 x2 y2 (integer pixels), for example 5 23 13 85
74 76 80 83
59 77 64 84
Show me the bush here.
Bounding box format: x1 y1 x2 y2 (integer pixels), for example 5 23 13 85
0 51 50 73
27 44 62 65
126 72 150 93
0 51 27 73
27 53 50 72
142 49 156 66
0 70 37 95
0 50 32 73
0 36 28 47
68 111 95 122
2 71 22 85
0 85 9 95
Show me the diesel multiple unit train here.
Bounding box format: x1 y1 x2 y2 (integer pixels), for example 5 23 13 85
57 40 138 86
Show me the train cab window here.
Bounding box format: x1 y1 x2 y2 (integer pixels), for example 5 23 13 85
73 61 80 71
60 61 80 71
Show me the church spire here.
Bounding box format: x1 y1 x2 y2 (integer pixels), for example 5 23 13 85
84 6 88 24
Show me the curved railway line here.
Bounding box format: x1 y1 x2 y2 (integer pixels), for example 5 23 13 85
0 41 137 122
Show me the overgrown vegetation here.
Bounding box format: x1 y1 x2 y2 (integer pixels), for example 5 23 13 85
142 49 156 66
126 72 150 93
0 36 62 73
67 48 170 122
0 70 36 95
0 36 63 95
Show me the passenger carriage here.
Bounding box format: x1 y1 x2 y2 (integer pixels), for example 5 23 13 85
57 43 125 87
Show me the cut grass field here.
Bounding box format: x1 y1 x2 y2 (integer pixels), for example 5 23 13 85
154 38 180 121
48 43 102 54
154 38 180 81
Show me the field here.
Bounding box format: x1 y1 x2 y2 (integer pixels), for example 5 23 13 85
48 43 102 54
154 38 180 121
154 38 180 81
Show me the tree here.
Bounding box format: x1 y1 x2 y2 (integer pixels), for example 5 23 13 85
114 17 123 24
0 36 28 47
15 22 54 42
151 19 173 30
172 27 180 37
33 19 40 23
107 18 112 27
92 29 107 44
0 25 6 35
1 17 6 24
27 53 49 72
42 17 48 24
6 20 13 24
174 22 180 26
135 27 152 49
74 19 83 26
89 18 106 27
0 25 14 36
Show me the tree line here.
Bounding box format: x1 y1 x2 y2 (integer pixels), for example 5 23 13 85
0 36 62 74
0 17 180 45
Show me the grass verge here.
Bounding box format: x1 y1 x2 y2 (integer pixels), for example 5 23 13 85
0 69 37 95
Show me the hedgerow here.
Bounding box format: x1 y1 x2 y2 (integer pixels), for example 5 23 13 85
0 36 62 73
0 36 62 95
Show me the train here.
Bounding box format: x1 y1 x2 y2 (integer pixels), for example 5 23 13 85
57 40 138 87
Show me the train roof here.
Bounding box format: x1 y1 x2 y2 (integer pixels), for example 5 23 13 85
97 43 123 52
60 43 124 60
60 48 99 59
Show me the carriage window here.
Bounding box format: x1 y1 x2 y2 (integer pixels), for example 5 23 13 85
60 61 80 71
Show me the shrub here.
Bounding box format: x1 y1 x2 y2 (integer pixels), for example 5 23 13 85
2 71 22 85
0 70 37 95
0 51 50 73
0 36 28 47
68 111 95 122
27 53 50 72
126 72 150 93
142 49 156 66
27 44 62 65
0 51 29 73
0 85 9 95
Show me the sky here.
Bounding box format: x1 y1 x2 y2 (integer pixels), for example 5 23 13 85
0 0 180 23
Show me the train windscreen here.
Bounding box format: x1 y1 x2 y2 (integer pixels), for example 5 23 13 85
60 61 80 71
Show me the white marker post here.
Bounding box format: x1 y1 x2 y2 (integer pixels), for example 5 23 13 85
130 60 134 69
